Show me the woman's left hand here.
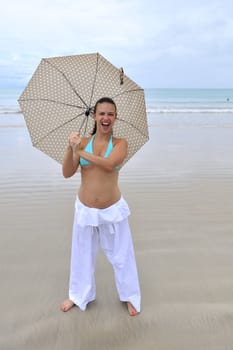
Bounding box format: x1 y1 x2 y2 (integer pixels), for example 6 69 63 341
69 132 82 151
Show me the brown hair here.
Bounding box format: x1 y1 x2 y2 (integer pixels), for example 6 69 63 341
91 97 117 135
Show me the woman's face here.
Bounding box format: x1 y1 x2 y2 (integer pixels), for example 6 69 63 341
94 102 116 134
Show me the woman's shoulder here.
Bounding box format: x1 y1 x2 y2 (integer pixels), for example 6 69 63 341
112 136 127 146
81 135 92 149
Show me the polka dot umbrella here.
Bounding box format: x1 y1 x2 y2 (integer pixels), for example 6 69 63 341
18 52 149 167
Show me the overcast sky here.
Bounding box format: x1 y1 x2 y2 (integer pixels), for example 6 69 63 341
1 0 233 89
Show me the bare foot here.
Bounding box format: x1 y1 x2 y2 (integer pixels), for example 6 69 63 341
127 302 140 316
60 299 74 312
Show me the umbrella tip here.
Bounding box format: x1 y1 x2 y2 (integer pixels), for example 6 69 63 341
119 67 124 85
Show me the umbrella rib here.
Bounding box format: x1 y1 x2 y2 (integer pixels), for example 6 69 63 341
79 115 90 135
19 98 85 110
88 53 99 107
112 88 144 100
43 58 88 108
116 117 149 138
112 87 148 138
33 111 86 146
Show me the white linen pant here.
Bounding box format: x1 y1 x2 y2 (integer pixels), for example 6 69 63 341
68 197 141 312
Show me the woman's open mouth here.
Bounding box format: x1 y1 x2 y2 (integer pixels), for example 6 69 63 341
101 121 111 131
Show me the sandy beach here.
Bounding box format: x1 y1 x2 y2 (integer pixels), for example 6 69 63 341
1 112 233 350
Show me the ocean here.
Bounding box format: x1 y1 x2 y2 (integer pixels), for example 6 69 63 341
145 88 233 129
145 88 233 114
1 88 233 116
2 87 233 133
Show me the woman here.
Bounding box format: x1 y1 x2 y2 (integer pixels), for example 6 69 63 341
60 97 141 316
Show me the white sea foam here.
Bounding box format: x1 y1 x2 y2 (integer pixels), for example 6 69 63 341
0 107 21 114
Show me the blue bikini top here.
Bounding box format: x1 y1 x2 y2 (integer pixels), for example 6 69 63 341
80 135 120 170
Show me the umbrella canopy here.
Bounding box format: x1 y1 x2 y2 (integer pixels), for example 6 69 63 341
18 52 149 167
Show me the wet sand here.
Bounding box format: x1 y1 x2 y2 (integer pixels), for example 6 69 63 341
1 113 233 350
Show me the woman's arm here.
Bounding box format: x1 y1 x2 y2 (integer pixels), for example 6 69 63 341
62 132 82 178
78 138 127 172
62 144 80 178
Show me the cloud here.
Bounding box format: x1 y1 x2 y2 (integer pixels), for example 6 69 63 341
1 0 143 51
1 0 233 88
